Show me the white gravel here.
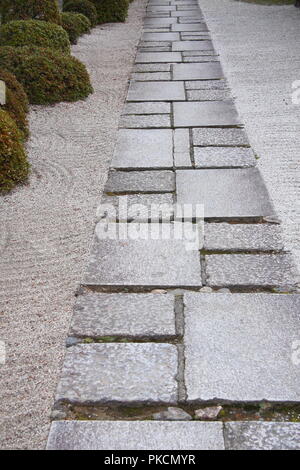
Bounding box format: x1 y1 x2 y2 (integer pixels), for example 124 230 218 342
0 0 146 449
199 0 300 272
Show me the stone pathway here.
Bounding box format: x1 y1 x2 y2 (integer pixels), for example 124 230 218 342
47 0 300 450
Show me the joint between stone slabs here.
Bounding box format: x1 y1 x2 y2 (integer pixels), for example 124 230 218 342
199 251 207 286
188 128 195 168
66 335 182 347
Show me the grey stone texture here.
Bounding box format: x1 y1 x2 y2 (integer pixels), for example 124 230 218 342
84 223 202 287
184 293 300 402
119 114 171 128
204 223 284 252
187 89 231 101
123 102 170 114
192 127 249 146
147 5 176 11
127 81 185 101
173 101 242 127
224 422 300 450
70 293 176 338
173 62 223 80
105 170 175 194
144 18 178 26
136 52 182 63
194 146 256 168
112 129 173 169
185 79 228 90
172 40 214 51
183 56 219 63
142 32 180 41
47 421 225 450
205 253 298 288
134 63 171 72
132 72 171 80
176 168 276 219
152 407 192 421
55 343 178 404
171 11 202 17
172 23 208 32
174 128 192 167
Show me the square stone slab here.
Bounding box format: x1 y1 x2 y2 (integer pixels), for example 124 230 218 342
55 343 178 404
172 41 214 51
172 23 208 32
204 223 284 252
194 147 256 168
176 168 275 219
127 81 185 101
224 422 300 450
142 32 180 41
136 52 182 63
192 127 249 146
105 170 175 193
47 421 225 450
173 101 242 127
70 293 176 338
173 62 223 80
84 223 202 287
184 293 300 402
205 253 298 288
112 129 173 169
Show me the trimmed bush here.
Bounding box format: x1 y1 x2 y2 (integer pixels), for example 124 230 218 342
2 0 61 25
0 46 93 105
0 109 29 192
63 0 97 26
0 69 29 139
89 0 128 24
0 20 70 54
61 12 91 44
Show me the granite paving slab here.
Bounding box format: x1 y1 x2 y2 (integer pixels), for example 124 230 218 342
184 293 300 402
112 129 173 169
131 72 171 80
142 32 179 41
187 89 231 101
47 421 225 450
127 81 185 101
172 23 208 32
172 40 214 51
224 422 300 450
123 101 170 114
183 56 219 63
134 63 171 72
70 293 176 338
144 18 178 26
119 114 171 128
171 11 202 17
173 62 223 80
139 47 171 52
136 52 182 63
173 101 242 127
205 253 298 288
185 79 228 90
192 127 249 146
194 147 256 168
147 5 176 11
105 170 175 193
55 343 178 404
174 129 192 167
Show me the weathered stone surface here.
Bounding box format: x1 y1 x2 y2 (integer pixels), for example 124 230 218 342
184 293 300 402
119 114 171 128
195 406 222 420
147 5 176 11
176 168 275 219
194 147 256 168
224 422 300 450
112 129 173 169
206 253 298 288
179 18 203 23
174 128 192 167
153 407 192 421
182 50 218 56
136 52 182 63
47 421 225 450
142 32 179 41
105 170 175 193
132 72 171 81
70 293 175 337
182 34 211 41
183 56 219 63
127 81 185 101
192 127 249 146
173 62 223 80
185 80 228 90
134 63 171 72
204 223 284 252
84 223 202 287
172 23 208 32
123 102 170 114
55 343 178 404
172 40 214 51
144 18 178 26
187 89 231 101
173 101 242 127
172 11 202 17
139 47 171 53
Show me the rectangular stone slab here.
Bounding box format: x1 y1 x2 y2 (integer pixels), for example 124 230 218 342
171 11 202 17
194 147 256 168
123 102 170 114
224 422 300 450
136 52 182 63
127 81 185 101
176 168 275 219
205 253 298 288
172 23 208 32
192 127 249 146
142 32 180 41
105 170 175 193
173 62 223 80
144 18 178 26
55 343 178 404
173 101 242 127
184 293 300 402
172 40 214 51
187 89 232 101
47 421 225 450
119 114 171 128
112 129 173 169
84 223 202 287
70 293 176 337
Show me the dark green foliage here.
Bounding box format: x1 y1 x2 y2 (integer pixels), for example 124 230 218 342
1 0 62 24
61 12 91 44
0 20 70 53
0 109 29 192
0 46 93 105
90 0 129 24
63 0 97 26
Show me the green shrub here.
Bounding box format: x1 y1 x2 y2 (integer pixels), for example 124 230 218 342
2 0 61 25
0 46 93 105
63 0 97 26
0 69 29 139
0 108 29 192
90 0 129 24
0 20 70 53
61 12 91 44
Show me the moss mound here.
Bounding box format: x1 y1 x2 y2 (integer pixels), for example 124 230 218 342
0 20 70 53
90 0 129 24
0 109 29 192
0 68 28 113
0 46 93 105
0 69 29 139
1 0 61 25
63 0 98 27
61 12 91 44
